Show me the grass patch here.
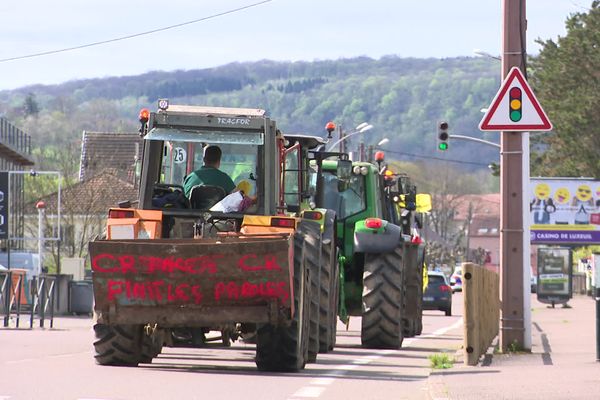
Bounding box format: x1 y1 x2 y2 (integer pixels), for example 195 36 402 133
507 340 525 353
428 353 454 369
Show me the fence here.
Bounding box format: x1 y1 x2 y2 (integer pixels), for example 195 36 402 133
463 262 500 365
0 270 56 328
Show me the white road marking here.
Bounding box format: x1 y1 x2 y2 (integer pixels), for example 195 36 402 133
5 350 92 364
290 386 326 398
289 318 464 399
309 377 336 385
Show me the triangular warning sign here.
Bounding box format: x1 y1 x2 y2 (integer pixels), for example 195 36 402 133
479 67 552 132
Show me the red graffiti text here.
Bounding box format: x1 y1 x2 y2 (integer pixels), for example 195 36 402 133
214 281 289 302
92 253 223 275
106 279 203 304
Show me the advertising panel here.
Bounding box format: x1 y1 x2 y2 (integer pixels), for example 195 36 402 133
537 247 572 306
530 178 600 244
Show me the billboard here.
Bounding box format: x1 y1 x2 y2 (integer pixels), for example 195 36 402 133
530 178 600 244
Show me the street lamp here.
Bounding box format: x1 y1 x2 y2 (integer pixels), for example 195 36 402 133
326 122 373 152
367 137 389 162
473 48 501 61
377 138 389 147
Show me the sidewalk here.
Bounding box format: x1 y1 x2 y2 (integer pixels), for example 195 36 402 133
427 294 600 400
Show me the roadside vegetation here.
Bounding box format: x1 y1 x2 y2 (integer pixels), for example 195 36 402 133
428 353 455 369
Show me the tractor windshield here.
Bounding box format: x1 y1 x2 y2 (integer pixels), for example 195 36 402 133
321 170 366 219
152 128 262 198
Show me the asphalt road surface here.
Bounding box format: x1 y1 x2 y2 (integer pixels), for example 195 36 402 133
0 294 463 400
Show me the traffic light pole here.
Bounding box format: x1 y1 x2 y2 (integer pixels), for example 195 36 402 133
449 134 500 149
500 0 530 351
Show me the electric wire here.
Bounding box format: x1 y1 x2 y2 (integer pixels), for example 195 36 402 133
0 0 273 64
382 149 491 167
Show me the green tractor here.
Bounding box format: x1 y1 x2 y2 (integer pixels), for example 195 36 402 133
281 134 428 350
315 153 427 349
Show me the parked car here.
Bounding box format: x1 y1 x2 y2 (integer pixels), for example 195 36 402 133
0 252 41 280
450 266 462 292
423 270 453 316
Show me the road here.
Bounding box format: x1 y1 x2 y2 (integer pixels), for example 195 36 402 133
0 294 463 400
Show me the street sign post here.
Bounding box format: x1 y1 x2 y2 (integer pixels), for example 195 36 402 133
479 66 552 132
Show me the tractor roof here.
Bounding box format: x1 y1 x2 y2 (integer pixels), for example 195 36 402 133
284 134 327 150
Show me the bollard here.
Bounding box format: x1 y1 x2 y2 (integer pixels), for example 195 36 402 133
596 287 600 362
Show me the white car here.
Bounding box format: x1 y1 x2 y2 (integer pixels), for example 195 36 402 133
450 266 463 293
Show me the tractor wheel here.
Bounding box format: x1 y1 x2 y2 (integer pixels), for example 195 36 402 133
319 211 337 353
93 324 142 366
140 327 165 363
255 227 310 372
302 220 322 363
415 317 423 336
361 247 404 349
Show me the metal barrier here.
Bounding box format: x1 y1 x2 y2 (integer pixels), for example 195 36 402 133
0 270 56 328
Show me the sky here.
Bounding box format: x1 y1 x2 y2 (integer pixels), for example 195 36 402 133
0 0 591 91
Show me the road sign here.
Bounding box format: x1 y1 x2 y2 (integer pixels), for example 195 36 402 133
479 67 552 131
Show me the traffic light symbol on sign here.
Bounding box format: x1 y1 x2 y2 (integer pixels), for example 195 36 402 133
437 121 449 151
509 87 522 122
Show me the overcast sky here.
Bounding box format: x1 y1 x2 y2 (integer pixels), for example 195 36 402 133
0 0 589 90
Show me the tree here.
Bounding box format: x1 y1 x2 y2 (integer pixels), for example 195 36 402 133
23 93 39 117
530 2 600 177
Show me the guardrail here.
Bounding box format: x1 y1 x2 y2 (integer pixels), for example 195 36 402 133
463 262 500 365
0 271 56 328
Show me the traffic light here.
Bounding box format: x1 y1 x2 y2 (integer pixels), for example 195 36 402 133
437 121 449 151
509 87 522 122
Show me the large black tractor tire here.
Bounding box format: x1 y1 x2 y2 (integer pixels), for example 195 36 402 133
319 211 337 353
302 221 322 363
93 324 143 366
255 228 310 372
140 327 165 363
361 246 404 349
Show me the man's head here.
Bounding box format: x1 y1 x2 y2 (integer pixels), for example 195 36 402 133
203 145 222 167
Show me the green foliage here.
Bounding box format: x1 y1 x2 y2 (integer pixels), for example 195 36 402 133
428 353 454 369
506 340 526 353
530 2 600 177
24 93 39 117
572 245 600 264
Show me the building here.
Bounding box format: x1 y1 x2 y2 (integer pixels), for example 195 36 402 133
24 171 138 262
79 131 143 184
456 193 500 270
0 117 34 248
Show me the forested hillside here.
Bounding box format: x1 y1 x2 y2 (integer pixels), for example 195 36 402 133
0 55 501 182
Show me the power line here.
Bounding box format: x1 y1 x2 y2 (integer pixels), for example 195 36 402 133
0 0 273 64
384 149 491 167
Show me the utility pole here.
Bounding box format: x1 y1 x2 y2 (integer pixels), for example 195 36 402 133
338 125 345 154
500 0 528 351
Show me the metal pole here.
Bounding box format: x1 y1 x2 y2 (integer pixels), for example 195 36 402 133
500 0 526 351
359 141 365 162
3 172 10 327
338 125 345 154
596 287 600 361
